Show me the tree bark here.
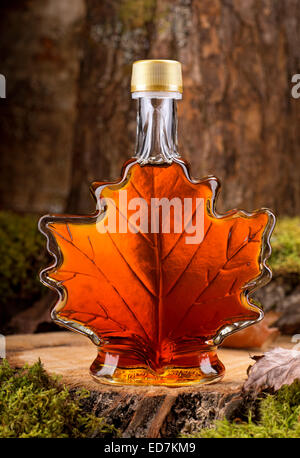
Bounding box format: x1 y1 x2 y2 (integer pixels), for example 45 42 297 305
0 1 299 215
0 0 85 213
68 0 300 216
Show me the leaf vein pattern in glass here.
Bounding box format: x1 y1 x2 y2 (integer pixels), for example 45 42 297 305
41 161 273 378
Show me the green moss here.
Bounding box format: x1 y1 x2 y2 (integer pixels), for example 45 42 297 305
269 217 300 276
0 211 48 327
184 381 300 438
0 359 119 438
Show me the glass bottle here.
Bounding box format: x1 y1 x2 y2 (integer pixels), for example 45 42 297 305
39 60 275 386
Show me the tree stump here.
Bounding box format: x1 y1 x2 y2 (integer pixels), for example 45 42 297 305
6 332 293 437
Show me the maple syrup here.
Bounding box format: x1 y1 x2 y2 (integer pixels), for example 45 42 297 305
39 60 275 386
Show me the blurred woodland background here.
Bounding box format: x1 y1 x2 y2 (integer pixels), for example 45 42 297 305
0 0 300 336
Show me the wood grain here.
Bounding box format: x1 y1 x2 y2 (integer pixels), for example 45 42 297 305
5 332 294 437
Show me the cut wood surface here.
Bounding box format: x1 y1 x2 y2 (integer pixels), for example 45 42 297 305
6 332 294 437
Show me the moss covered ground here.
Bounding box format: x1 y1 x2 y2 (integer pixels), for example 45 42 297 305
183 381 300 438
0 359 119 438
2 356 299 438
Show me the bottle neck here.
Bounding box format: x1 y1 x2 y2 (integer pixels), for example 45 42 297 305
132 91 181 164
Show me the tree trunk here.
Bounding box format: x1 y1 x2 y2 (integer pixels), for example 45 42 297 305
0 0 85 213
68 0 300 216
0 1 299 215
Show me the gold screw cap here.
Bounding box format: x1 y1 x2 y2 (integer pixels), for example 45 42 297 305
131 59 183 93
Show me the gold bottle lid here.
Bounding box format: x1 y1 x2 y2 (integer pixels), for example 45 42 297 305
131 59 183 93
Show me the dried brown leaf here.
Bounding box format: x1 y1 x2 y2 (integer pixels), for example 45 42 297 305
244 347 300 393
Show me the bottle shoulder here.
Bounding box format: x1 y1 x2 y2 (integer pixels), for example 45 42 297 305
90 157 220 201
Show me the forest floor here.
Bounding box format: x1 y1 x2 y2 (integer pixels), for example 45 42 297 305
4 331 298 438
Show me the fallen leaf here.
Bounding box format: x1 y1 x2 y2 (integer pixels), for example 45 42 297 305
244 347 300 393
222 312 280 349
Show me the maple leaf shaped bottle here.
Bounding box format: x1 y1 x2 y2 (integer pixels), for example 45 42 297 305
39 60 275 386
